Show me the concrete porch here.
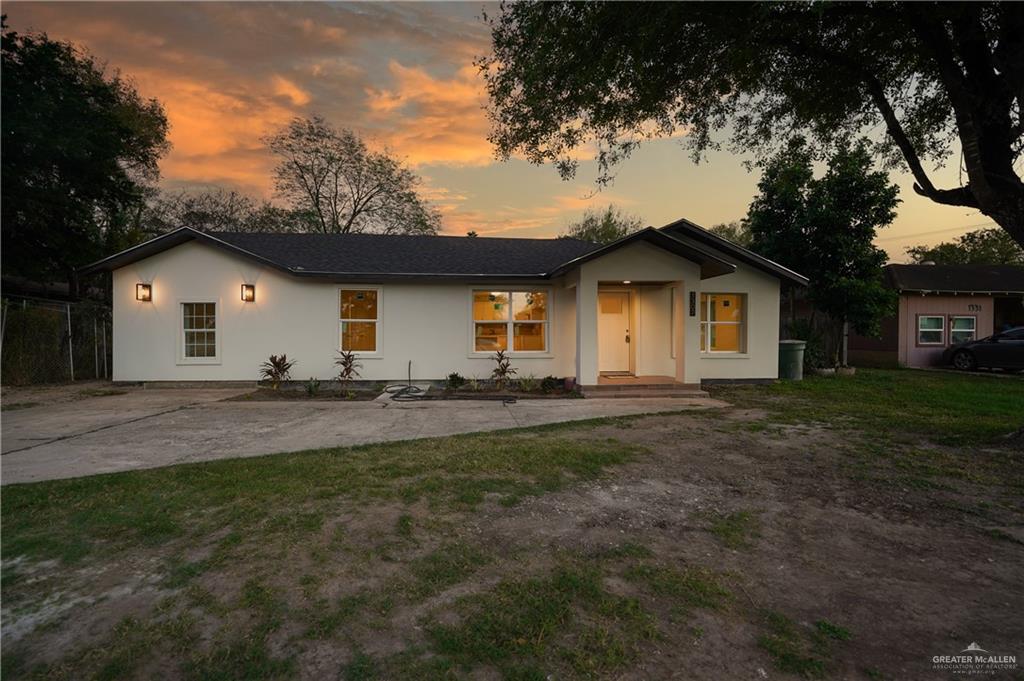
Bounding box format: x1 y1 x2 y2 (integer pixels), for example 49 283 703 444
582 374 708 398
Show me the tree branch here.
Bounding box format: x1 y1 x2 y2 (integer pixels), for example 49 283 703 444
862 74 977 207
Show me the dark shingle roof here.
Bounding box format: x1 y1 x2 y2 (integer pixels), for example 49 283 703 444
209 231 597 276
79 223 798 283
885 264 1024 293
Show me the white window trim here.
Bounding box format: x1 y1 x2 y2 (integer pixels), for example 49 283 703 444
917 314 945 346
468 287 553 357
670 287 676 359
949 315 976 344
177 299 221 366
699 293 746 355
339 286 383 358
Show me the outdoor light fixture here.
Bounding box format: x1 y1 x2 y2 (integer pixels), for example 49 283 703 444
622 280 631 284
136 283 152 302
241 284 256 302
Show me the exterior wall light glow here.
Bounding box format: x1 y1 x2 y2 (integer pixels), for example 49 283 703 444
136 283 152 302
622 280 631 284
241 284 256 302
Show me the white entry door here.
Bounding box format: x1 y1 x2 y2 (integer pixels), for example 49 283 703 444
598 292 631 373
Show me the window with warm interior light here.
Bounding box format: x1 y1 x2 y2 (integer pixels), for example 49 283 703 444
700 293 745 353
340 289 379 352
472 290 548 352
917 315 944 345
949 316 975 344
182 302 217 358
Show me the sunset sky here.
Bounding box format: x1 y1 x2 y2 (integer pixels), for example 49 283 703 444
8 2 997 259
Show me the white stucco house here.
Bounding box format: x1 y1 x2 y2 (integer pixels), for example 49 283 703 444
81 218 807 388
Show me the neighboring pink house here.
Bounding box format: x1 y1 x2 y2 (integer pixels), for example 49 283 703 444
849 264 1024 368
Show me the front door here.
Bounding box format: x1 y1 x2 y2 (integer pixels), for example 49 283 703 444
598 292 631 373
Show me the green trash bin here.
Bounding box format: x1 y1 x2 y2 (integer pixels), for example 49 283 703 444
779 340 806 380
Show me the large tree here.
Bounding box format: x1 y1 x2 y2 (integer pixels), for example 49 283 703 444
480 2 1024 247
747 140 899 360
707 221 753 249
263 116 440 235
1 21 169 290
559 204 643 244
906 227 1024 265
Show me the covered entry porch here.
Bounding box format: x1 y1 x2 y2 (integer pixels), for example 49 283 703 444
556 229 737 389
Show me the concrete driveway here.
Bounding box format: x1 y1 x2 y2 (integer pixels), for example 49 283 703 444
1 386 727 485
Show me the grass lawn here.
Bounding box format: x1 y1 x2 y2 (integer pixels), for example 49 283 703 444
2 369 1022 680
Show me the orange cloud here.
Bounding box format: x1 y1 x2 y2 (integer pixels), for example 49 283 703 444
271 75 312 107
365 61 494 167
427 180 639 238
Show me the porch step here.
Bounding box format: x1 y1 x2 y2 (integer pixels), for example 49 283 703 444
582 388 710 399
584 382 703 392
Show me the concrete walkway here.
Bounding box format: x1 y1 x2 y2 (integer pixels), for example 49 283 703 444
1 389 727 485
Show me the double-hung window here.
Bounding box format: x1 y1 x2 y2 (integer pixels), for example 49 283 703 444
340 289 379 353
472 290 548 353
700 293 745 353
949 316 976 344
917 315 944 345
182 302 217 360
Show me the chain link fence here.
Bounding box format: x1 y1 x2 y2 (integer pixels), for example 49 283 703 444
1 296 111 385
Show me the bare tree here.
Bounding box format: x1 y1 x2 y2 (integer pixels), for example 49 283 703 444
263 116 440 235
141 189 309 234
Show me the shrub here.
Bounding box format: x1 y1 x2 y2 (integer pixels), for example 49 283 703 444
445 372 467 391
259 354 295 389
786 318 828 370
305 378 321 397
517 374 539 392
540 375 561 394
491 350 518 390
335 350 362 388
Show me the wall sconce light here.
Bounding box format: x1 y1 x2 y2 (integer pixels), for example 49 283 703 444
136 283 152 302
622 280 631 285
241 284 256 302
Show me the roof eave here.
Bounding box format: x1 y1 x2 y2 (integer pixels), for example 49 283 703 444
78 227 295 277
659 217 810 286
546 227 737 279
897 288 1024 295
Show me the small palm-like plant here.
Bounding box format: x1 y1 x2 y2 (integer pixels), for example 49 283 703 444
305 377 321 397
335 350 362 389
491 350 518 390
259 354 295 390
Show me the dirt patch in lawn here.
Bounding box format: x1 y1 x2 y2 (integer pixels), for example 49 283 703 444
0 380 135 409
3 406 1022 680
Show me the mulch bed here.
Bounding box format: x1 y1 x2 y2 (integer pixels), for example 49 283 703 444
437 389 578 400
227 388 380 402
226 387 580 402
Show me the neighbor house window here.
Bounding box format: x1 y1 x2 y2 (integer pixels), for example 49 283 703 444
700 293 745 353
340 289 379 352
472 290 548 352
949 316 976 344
917 315 944 345
182 302 217 358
